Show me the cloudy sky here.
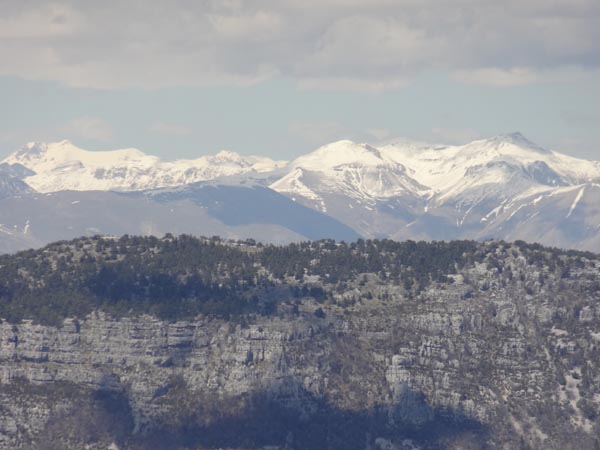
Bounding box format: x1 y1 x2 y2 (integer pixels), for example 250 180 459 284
1 0 599 160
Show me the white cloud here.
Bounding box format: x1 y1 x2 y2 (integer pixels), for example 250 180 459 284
453 66 600 87
59 116 113 142
0 1 599 90
452 68 541 87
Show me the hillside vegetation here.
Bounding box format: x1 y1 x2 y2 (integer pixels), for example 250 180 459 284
0 234 596 326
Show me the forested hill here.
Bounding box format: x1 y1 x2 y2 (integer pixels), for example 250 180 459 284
1 235 600 449
0 234 597 325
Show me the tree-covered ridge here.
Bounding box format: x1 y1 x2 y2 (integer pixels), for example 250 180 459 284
0 234 597 325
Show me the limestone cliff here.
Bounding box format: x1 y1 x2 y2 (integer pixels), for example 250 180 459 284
0 237 598 449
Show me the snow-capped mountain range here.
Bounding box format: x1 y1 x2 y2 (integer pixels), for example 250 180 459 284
3 140 286 192
273 133 599 206
1 133 599 252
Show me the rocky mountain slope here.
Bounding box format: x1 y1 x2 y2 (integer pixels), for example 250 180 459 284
0 183 358 254
1 133 599 252
0 163 34 199
0 235 599 449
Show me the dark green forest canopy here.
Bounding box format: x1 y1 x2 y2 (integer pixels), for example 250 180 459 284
0 234 597 325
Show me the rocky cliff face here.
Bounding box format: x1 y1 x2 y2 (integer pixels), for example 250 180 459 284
0 241 599 449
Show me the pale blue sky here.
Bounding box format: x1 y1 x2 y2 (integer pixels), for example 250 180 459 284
1 1 599 161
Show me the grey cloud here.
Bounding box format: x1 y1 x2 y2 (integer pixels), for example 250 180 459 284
0 0 599 90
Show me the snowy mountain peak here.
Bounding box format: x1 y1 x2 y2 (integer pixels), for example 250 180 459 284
13 141 48 160
270 139 427 205
10 140 150 168
213 150 245 162
289 140 392 171
495 131 532 143
474 132 551 155
504 132 541 146
47 139 74 148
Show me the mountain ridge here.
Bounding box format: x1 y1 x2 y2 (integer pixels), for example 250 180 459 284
3 140 287 193
4 134 598 197
1 133 600 252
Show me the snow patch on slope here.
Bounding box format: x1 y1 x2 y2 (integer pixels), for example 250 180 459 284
566 187 585 218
